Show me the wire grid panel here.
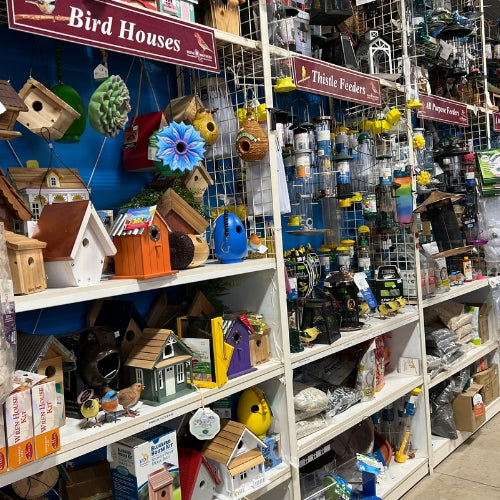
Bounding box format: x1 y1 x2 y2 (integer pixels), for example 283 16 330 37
190 44 277 258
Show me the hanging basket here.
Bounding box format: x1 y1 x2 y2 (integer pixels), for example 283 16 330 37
236 111 269 162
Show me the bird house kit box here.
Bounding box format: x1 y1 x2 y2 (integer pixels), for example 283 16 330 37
4 384 35 469
16 77 81 141
31 379 61 459
32 200 117 288
5 230 47 295
0 410 6 473
110 206 178 280
452 383 486 432
107 425 181 500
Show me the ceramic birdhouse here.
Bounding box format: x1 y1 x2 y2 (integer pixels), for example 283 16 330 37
184 164 214 202
16 77 81 140
0 80 28 139
236 111 269 162
192 109 219 146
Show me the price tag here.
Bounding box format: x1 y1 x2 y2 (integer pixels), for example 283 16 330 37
189 407 220 440
94 63 109 82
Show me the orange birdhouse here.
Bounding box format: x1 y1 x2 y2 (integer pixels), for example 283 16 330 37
110 207 178 280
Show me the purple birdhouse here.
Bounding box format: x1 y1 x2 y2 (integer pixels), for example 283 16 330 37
222 315 256 379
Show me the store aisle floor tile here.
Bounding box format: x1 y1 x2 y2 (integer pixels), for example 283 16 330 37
399 412 500 499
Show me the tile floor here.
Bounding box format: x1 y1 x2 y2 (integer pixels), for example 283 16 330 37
400 412 500 499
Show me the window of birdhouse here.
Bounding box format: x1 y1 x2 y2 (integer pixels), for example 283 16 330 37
47 174 60 188
176 363 184 384
135 369 144 386
31 202 41 221
239 471 247 480
163 343 174 359
158 369 164 389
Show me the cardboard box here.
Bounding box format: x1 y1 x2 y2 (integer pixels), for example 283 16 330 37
4 389 35 469
473 364 499 406
452 383 486 432
0 410 6 473
107 425 181 500
32 380 61 459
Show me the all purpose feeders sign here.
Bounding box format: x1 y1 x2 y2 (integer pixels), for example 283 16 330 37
7 0 219 72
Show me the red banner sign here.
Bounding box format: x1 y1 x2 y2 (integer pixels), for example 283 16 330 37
418 93 468 126
6 0 219 72
292 56 381 107
494 112 500 133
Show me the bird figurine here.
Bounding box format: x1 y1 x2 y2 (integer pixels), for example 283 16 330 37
25 0 57 15
116 382 144 417
101 389 120 423
299 326 322 345
194 33 213 54
80 398 101 429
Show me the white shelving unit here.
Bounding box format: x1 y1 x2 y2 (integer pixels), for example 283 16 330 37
1 0 499 498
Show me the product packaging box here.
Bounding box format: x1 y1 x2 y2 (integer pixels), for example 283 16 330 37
259 433 282 471
62 460 112 500
32 380 60 459
0 410 6 473
473 364 499 406
452 383 486 432
107 425 181 500
4 388 35 469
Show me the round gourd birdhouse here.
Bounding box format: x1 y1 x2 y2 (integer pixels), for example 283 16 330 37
236 111 269 161
192 109 219 146
236 386 272 438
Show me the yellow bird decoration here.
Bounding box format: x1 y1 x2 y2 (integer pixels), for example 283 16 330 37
299 326 322 344
377 296 407 318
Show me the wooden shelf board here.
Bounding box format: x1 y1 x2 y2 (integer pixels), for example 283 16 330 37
422 279 490 309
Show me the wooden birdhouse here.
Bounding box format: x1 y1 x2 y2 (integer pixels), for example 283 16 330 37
0 169 33 232
110 207 178 279
178 447 221 500
249 328 271 366
16 332 76 425
222 314 256 379
124 328 194 406
156 188 209 235
202 419 267 499
16 78 81 140
0 80 28 140
184 164 214 202
5 230 47 295
148 465 173 500
31 200 117 287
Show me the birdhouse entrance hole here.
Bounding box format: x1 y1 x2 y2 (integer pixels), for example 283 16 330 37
28 257 34 267
44 365 56 378
251 404 259 413
232 332 242 344
149 225 161 242
32 100 44 112
82 238 89 248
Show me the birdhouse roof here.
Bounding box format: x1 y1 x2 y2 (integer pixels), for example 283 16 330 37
414 190 464 213
0 80 28 112
0 169 33 221
184 164 214 187
89 299 147 334
16 332 76 373
124 328 193 370
148 467 173 491
7 166 86 191
5 230 46 251
203 419 266 468
179 446 221 500
31 200 117 261
109 208 168 238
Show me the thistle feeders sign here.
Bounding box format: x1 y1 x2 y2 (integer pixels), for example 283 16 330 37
7 0 219 72
292 55 381 107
